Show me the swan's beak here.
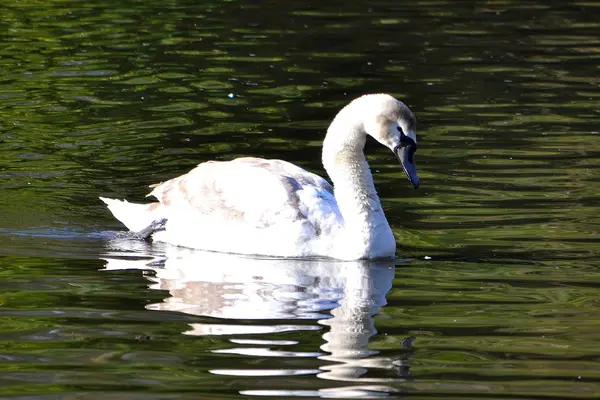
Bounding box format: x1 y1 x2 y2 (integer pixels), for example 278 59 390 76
394 142 419 189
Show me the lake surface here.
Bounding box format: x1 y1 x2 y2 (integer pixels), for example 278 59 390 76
1 0 600 398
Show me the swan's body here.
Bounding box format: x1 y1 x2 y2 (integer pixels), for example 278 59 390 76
100 94 419 260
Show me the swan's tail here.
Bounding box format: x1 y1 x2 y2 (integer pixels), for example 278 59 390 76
99 197 165 232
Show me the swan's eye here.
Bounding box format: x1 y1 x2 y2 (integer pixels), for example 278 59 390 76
397 126 408 142
397 125 417 150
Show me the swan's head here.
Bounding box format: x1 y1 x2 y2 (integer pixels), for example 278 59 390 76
362 94 420 189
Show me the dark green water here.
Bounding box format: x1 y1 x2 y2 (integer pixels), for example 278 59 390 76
2 0 600 398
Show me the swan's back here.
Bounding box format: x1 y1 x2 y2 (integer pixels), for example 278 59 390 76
103 157 341 257
149 157 335 228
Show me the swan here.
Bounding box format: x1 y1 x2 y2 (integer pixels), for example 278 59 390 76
100 93 419 260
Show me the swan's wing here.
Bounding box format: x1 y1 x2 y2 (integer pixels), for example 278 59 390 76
147 157 336 228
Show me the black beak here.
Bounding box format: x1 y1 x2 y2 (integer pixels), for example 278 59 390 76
394 142 419 189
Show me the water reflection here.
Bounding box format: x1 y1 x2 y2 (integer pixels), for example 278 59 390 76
102 239 413 397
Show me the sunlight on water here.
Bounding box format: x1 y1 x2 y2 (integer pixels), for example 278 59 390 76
1 0 600 398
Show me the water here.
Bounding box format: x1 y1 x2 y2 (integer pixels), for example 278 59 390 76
1 0 600 398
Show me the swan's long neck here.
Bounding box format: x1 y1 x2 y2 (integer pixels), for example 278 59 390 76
322 115 395 259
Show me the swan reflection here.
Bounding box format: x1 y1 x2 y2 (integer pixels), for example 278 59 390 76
102 238 413 397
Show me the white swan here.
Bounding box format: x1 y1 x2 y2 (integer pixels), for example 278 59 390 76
100 93 419 260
